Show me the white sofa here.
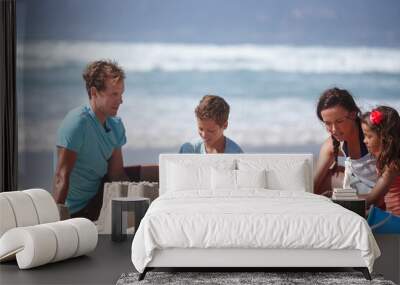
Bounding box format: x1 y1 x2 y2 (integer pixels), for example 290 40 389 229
0 189 98 269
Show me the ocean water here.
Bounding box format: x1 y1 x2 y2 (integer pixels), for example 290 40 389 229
18 41 400 154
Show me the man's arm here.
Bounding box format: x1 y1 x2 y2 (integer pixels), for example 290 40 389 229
53 147 77 204
107 148 129 181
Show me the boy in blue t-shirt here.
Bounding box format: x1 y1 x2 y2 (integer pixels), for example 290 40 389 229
179 95 243 154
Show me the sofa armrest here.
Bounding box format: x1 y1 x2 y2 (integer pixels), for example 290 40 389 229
0 218 97 269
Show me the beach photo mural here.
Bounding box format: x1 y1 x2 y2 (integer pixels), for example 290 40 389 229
17 0 400 190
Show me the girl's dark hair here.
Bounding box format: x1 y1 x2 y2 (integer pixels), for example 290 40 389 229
316 88 361 170
361 106 400 174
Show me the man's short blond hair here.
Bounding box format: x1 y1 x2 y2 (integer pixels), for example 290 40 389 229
82 60 125 98
195 95 230 126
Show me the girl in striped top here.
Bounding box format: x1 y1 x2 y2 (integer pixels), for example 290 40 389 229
360 106 400 216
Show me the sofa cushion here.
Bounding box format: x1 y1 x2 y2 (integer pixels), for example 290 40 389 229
24 189 60 223
0 196 16 237
42 221 79 262
0 189 60 238
0 191 39 228
0 189 97 270
0 218 97 269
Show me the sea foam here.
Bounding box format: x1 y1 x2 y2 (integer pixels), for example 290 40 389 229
18 41 400 74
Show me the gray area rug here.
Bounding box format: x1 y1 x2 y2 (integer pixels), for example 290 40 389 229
116 271 396 285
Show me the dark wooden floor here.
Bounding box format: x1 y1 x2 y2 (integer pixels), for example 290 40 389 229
0 235 133 285
1 234 397 284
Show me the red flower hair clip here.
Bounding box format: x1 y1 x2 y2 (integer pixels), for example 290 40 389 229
370 110 383 125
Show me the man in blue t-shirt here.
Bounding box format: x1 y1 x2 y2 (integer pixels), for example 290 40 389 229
179 95 243 154
53 60 129 220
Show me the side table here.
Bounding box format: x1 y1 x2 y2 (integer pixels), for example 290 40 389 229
332 198 366 218
112 197 150 242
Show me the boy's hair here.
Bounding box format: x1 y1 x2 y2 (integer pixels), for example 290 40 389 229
316 87 361 172
82 59 125 98
361 106 400 174
195 95 230 126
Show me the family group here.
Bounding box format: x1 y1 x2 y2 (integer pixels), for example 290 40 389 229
52 60 400 232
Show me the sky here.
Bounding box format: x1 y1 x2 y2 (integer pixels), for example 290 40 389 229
17 0 400 47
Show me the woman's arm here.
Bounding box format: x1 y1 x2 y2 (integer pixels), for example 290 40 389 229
314 138 335 194
359 167 399 207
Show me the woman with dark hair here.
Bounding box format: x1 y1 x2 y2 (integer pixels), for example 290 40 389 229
314 87 377 196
